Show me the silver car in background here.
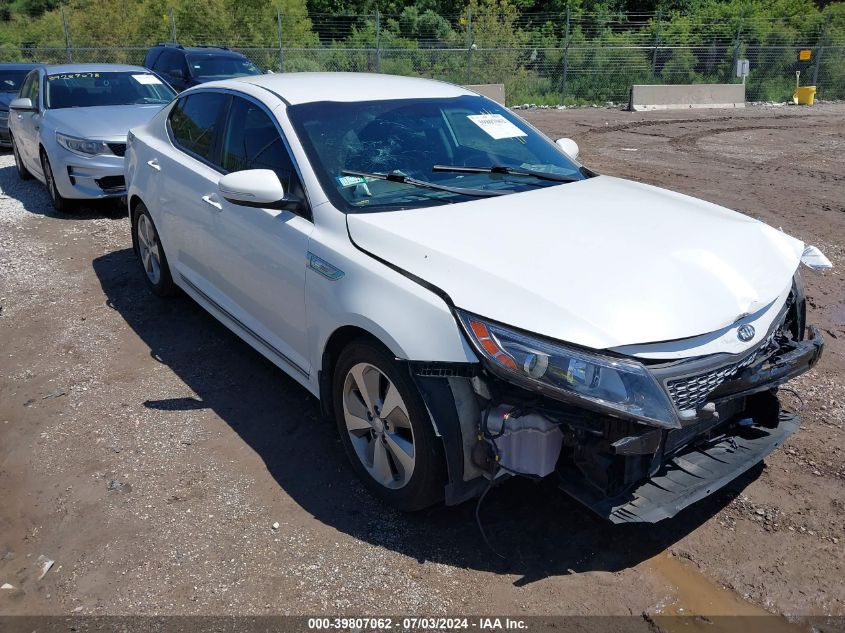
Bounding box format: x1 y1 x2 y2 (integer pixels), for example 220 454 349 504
8 64 175 212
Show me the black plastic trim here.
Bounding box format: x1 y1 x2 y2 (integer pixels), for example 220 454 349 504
560 412 800 523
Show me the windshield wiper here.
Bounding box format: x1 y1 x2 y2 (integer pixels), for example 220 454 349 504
432 164 580 183
341 169 507 198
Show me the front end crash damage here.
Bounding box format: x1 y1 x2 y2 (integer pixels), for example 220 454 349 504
408 289 824 523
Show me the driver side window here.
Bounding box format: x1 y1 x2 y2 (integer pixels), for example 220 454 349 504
220 96 302 200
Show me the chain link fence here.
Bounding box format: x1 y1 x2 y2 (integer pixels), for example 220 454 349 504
3 7 844 106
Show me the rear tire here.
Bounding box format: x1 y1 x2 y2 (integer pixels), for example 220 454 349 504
11 136 32 180
333 339 445 511
132 203 177 297
40 150 72 213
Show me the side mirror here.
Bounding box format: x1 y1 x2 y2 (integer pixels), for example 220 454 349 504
218 169 302 211
170 69 186 80
555 137 579 161
9 97 36 111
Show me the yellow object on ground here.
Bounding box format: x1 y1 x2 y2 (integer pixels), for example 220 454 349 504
794 85 817 105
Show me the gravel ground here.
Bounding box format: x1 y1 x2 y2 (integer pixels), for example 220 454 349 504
1 103 843 624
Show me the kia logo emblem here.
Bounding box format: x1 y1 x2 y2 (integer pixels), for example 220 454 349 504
737 324 756 342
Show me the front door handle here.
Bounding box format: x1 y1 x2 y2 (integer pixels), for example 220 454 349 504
202 194 222 211
146 159 161 171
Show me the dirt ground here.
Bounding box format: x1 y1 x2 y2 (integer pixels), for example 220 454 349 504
1 103 843 625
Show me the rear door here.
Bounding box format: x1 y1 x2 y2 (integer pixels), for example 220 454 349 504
209 94 313 376
155 91 229 297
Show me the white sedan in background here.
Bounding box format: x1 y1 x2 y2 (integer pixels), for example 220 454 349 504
9 64 174 212
125 73 828 522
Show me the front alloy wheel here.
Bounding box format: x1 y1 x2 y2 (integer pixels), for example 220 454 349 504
333 340 444 511
343 362 416 489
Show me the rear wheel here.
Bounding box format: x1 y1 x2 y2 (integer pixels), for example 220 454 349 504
40 151 72 213
333 339 444 511
11 136 32 180
133 203 177 297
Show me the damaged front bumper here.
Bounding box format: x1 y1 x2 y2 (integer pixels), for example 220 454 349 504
562 411 799 523
410 326 823 523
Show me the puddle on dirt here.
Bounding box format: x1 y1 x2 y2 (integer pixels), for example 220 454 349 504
642 553 810 633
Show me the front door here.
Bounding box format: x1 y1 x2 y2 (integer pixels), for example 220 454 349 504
209 95 313 376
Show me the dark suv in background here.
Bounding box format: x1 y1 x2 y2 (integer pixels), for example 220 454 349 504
143 44 263 92
0 63 41 147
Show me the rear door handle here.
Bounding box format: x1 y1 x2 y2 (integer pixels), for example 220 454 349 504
202 194 222 211
146 159 161 171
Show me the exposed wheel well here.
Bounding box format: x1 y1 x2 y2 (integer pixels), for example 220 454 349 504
128 195 144 221
319 326 390 421
128 196 145 253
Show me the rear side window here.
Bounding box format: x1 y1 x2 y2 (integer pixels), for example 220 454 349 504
168 92 228 164
221 96 298 191
155 50 188 77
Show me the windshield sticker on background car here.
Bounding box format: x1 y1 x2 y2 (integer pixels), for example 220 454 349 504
467 114 527 140
48 73 100 81
132 74 163 85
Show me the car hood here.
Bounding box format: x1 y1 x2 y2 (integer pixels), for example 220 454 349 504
346 175 804 350
45 104 167 140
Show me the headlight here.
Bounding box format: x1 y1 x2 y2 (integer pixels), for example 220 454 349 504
55 132 111 157
456 310 679 428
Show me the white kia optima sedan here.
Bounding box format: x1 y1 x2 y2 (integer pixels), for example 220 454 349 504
124 73 829 522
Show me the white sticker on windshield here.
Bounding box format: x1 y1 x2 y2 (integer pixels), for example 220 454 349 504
467 114 527 140
132 74 162 85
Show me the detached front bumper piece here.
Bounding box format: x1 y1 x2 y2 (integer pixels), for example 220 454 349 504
559 412 798 523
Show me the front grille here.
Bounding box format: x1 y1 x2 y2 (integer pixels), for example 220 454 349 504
107 142 126 157
666 344 769 412
96 175 126 193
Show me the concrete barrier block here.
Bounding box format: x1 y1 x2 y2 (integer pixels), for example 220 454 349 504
629 84 745 111
465 83 505 105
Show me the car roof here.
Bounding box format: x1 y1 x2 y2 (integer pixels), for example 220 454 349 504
42 63 152 74
151 45 243 56
222 72 476 105
0 63 42 70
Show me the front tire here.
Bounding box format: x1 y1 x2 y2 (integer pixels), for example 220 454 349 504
40 151 72 213
132 203 177 297
333 339 445 511
11 136 32 180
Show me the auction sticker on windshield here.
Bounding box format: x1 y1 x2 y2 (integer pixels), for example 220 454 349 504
467 114 527 140
132 74 163 85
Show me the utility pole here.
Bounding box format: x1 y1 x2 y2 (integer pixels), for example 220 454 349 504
277 8 285 72
730 9 743 83
651 11 661 80
61 6 71 63
169 8 177 44
375 10 381 73
466 9 473 84
812 23 826 88
561 5 571 102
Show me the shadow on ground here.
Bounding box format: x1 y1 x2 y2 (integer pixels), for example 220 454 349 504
0 163 126 219
93 248 758 585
